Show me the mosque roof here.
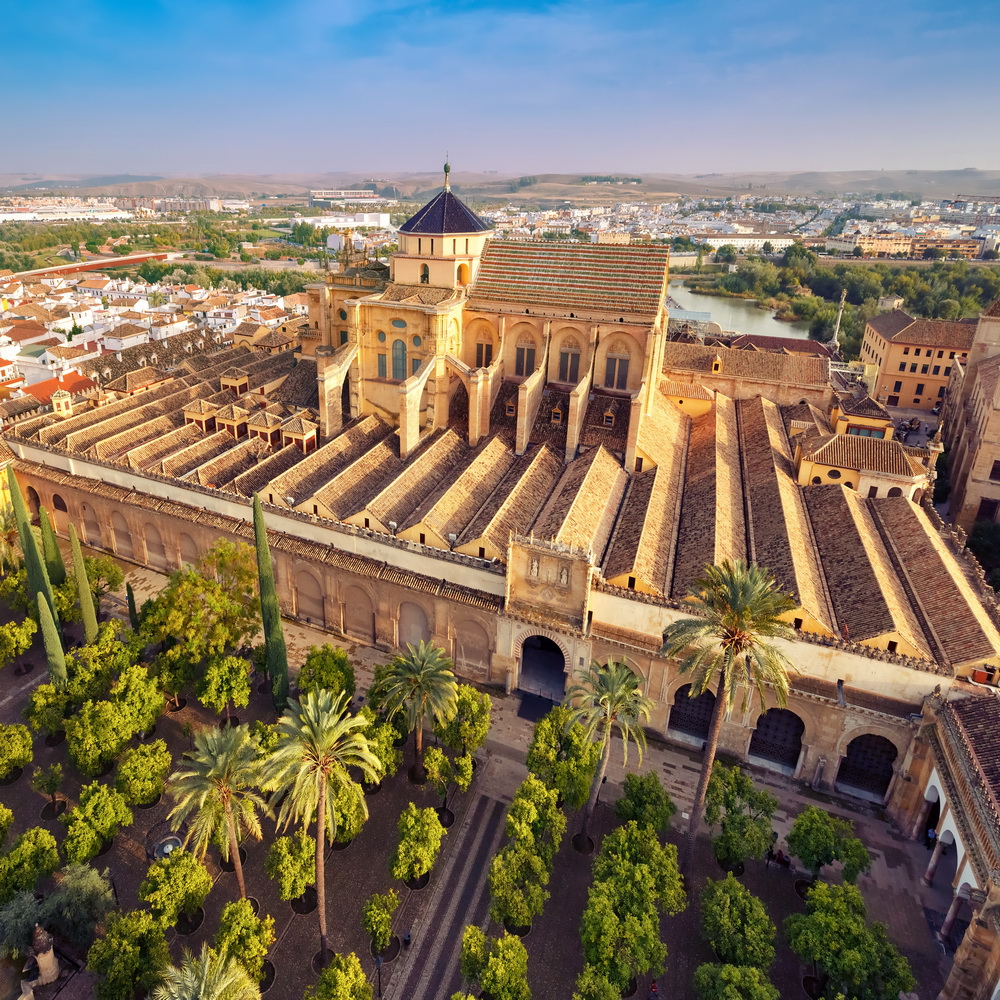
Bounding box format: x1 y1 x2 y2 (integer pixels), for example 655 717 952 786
397 189 490 236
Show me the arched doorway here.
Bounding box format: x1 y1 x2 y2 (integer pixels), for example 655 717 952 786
341 378 351 421
178 533 199 567
295 569 325 624
144 524 167 571
111 512 133 560
81 504 101 548
519 636 565 702
667 684 716 746
398 602 430 648
836 733 898 801
343 586 375 643
449 380 469 430
26 486 40 520
51 494 68 534
748 708 804 773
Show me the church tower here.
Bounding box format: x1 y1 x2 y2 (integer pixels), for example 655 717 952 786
392 163 491 288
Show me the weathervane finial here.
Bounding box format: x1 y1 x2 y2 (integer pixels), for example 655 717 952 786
444 156 451 191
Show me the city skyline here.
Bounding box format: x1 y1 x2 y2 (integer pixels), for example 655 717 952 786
5 0 996 175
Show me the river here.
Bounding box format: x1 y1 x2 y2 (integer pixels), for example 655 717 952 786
668 279 810 340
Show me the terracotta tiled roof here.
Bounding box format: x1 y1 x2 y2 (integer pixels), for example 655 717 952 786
804 433 920 478
27 372 96 405
661 342 828 385
470 241 670 319
105 365 169 393
946 696 1000 815
660 379 713 400
379 285 458 306
727 333 837 359
984 296 1000 319
867 309 976 350
837 393 890 420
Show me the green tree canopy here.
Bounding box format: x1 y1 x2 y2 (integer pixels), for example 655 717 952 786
526 704 600 810
693 964 779 1000
391 802 446 883
434 683 492 756
0 723 32 779
303 952 373 1000
151 942 260 1000
0 827 60 905
505 773 566 867
199 654 252 721
215 898 276 982
362 888 400 953
614 772 676 835
265 830 316 901
0 618 37 671
115 741 172 806
704 763 777 868
87 909 170 1000
298 644 356 700
700 874 776 969
62 782 133 864
786 805 871 882
65 699 129 777
785 882 915 1000
138 849 213 926
489 842 550 928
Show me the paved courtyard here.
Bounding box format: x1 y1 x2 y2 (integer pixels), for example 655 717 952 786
0 562 955 999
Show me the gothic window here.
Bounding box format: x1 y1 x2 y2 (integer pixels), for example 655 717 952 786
391 339 407 380
412 357 420 375
558 342 580 383
377 353 387 378
515 344 536 376
605 354 630 389
476 342 493 368
420 264 429 284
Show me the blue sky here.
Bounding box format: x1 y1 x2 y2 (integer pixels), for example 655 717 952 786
3 0 995 175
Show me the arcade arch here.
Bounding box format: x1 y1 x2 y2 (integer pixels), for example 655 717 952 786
110 512 133 560
178 533 199 567
518 635 566 702
835 732 898 801
398 601 431 648
144 524 167 571
81 504 101 548
343 585 375 643
667 683 715 746
295 568 325 624
747 707 805 773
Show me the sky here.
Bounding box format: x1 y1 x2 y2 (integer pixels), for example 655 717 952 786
3 0 996 176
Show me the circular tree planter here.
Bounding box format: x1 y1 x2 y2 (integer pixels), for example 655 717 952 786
795 878 815 901
572 833 595 855
260 961 276 994
0 767 24 786
503 922 531 938
369 936 401 963
44 730 66 748
803 975 826 999
405 871 430 891
311 951 330 975
290 885 317 914
94 760 115 779
138 725 157 741
167 698 188 713
392 733 409 749
175 907 205 936
716 857 746 877
332 838 353 852
96 837 115 858
436 806 455 829
621 978 638 999
362 781 382 797
257 681 270 695
137 793 163 810
13 662 34 677
247 897 260 916
219 716 241 729
220 847 248 872
408 763 427 785
40 799 67 820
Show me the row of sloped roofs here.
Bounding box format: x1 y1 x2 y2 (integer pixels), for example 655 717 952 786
10 352 999 669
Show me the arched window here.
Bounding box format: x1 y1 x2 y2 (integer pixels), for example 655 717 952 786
391 339 407 380
887 486 903 497
515 340 536 376
420 264 429 284
457 263 470 286
605 343 631 389
558 337 581 383
475 334 493 369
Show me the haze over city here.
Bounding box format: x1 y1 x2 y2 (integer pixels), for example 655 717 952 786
6 0 998 175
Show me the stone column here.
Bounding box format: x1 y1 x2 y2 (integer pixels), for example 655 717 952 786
939 888 967 941
909 796 937 842
922 837 946 886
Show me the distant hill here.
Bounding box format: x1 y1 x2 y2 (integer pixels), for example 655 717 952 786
5 168 1000 204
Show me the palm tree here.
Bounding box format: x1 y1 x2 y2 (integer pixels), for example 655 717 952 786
261 689 381 968
566 657 653 845
661 560 796 873
152 944 259 1000
378 640 458 782
166 725 269 900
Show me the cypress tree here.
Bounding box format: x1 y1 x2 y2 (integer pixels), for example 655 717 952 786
253 494 288 709
38 506 66 586
70 524 98 645
126 582 140 632
37 591 66 685
6 468 58 627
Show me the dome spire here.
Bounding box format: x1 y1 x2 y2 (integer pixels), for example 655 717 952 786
443 156 451 192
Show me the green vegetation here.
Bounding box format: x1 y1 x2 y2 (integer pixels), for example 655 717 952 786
614 771 676 834
662 560 795 871
86 909 170 1000
62 783 133 864
786 805 872 883
304 952 373 1000
362 888 400 953
525 704 601 810
254 495 289 709
704 763 778 869
138 849 213 926
460 926 531 1000
0 827 60 905
566 658 653 841
70 524 98 644
265 829 315 901
698 253 1000 358
116 741 171 806
0 723 33 779
391 802 446 883
693 964 779 1000
215 898 276 982
700 874 776 969
298 643 356 700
